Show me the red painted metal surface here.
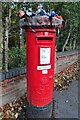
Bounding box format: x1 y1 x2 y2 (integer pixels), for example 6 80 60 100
26 28 56 107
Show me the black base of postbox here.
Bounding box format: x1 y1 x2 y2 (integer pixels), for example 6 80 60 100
26 101 53 119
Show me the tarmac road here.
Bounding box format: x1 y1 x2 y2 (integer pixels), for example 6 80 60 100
54 79 78 119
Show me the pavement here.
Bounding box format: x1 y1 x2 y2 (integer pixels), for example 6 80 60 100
54 80 78 119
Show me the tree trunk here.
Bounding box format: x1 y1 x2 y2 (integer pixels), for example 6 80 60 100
9 7 11 25
69 39 72 50
3 4 11 71
18 4 23 49
0 2 3 72
62 32 71 52
4 17 9 71
19 28 23 49
73 40 76 50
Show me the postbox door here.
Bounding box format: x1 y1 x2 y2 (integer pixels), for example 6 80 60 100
26 28 56 106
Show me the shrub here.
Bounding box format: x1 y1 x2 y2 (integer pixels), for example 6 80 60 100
8 47 26 69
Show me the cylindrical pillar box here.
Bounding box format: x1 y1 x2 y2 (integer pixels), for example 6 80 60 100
26 28 56 118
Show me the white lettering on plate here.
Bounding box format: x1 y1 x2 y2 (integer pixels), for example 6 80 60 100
37 65 51 70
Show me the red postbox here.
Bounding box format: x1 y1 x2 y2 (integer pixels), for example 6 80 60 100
26 28 56 118
18 7 63 118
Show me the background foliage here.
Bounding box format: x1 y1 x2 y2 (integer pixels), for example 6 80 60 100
2 2 80 70
8 47 26 69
